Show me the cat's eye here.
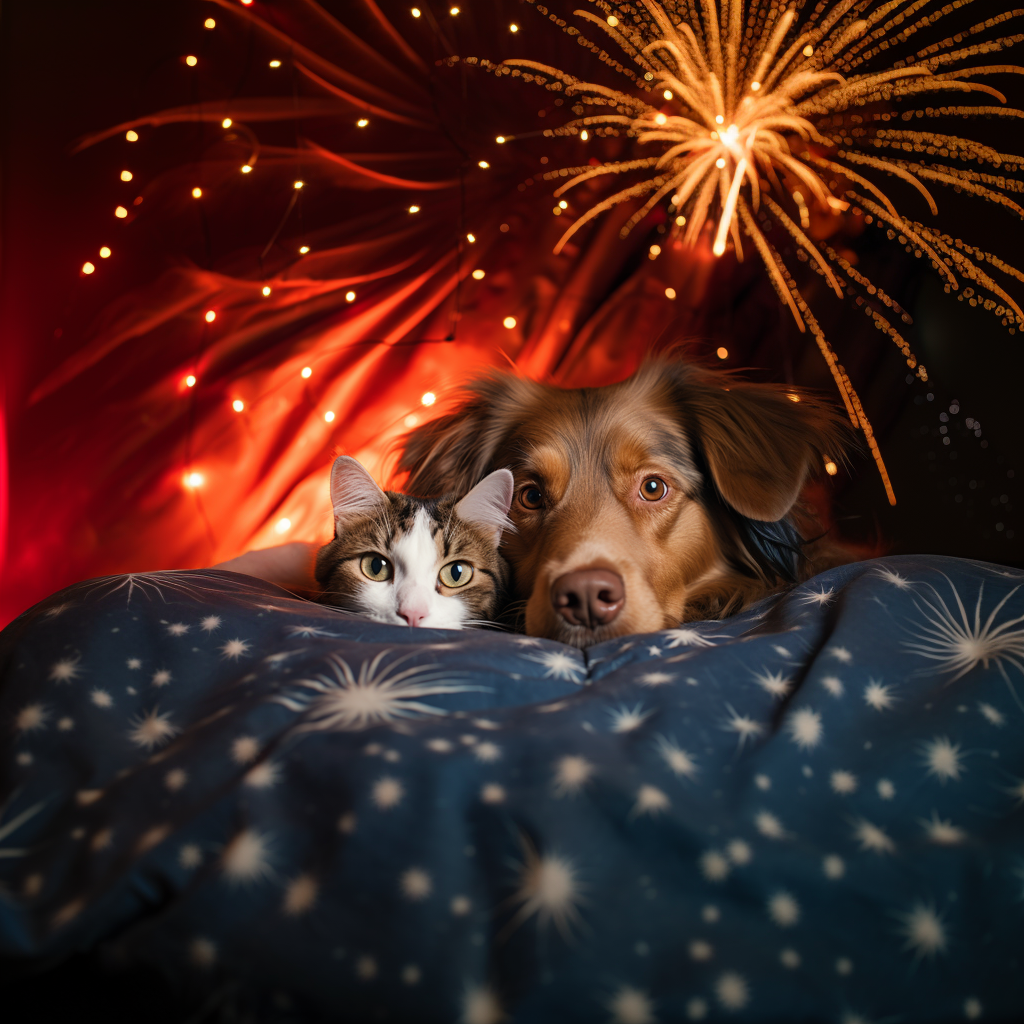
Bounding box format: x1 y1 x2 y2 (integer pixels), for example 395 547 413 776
438 561 474 588
359 554 393 582
519 485 544 510
640 477 668 501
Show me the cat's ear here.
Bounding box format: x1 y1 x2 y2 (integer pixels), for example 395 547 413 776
454 468 515 545
330 456 386 530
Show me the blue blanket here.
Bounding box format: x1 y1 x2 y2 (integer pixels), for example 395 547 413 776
1 556 1023 1022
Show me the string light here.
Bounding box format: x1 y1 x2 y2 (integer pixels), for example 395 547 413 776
345 290 356 302
82 262 95 275
663 90 672 100
715 158 726 169
294 180 304 190
120 170 133 181
607 15 619 26
204 17 216 29
510 24 519 33
404 414 419 428
301 366 312 378
715 114 724 125
787 393 801 403
115 206 128 218
675 215 686 226
466 233 476 243
649 244 661 257
99 247 111 258
421 392 436 406
472 269 485 280
269 60 282 68
204 310 216 323
184 472 204 489
580 130 589 141
185 375 197 387
411 7 421 16
232 400 245 412
125 130 138 142
240 0 252 5
750 81 761 92
654 113 667 125
222 118 232 128
262 285 271 296
324 411 335 422
559 200 568 209
495 136 506 144
185 55 198 67
357 118 369 127
408 205 420 213
665 287 676 299
716 347 729 360
241 164 252 174
192 187 203 198
450 6 459 14
299 245 310 254
802 44 814 57
825 460 838 476
478 160 489 168
274 518 292 534
503 316 517 329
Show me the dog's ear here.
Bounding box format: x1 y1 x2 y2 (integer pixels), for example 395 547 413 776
667 366 851 522
399 372 536 496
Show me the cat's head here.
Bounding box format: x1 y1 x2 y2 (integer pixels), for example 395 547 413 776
314 456 514 629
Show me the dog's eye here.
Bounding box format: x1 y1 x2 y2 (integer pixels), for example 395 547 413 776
640 477 668 501
438 561 474 588
359 554 393 582
519 486 544 510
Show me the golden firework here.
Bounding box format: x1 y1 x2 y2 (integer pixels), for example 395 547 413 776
485 0 1024 503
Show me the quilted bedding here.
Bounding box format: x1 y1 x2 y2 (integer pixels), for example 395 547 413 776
1 555 1022 1022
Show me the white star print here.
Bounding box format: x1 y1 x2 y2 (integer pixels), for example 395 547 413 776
179 844 202 869
166 622 189 636
799 586 834 606
874 566 913 590
753 669 792 698
689 939 713 961
787 708 823 750
151 669 172 688
700 850 731 882
654 735 699 780
726 840 752 865
127 708 178 749
200 615 222 632
639 671 674 687
632 784 670 817
400 867 433 900
772 645 790 657
221 829 273 884
473 741 502 763
90 688 113 708
288 624 339 638
15 704 48 733
920 736 965 783
877 778 896 800
755 810 789 840
921 811 967 845
609 703 654 734
450 895 471 916
829 646 853 664
126 658 142 670
164 768 187 791
231 735 260 764
57 717 74 732
780 948 801 969
504 834 584 939
852 817 896 854
220 638 251 660
427 738 453 753
830 770 858 794
714 972 750 1011
863 679 896 710
820 675 844 698
243 761 281 788
526 649 585 682
481 783 506 804
978 702 1005 726
355 956 378 981
49 657 82 683
647 646 662 657
608 985 656 1024
371 776 404 810
460 984 504 1024
754 774 771 791
767 891 800 926
823 854 845 879
898 902 948 959
552 755 597 797
663 627 719 648
723 704 764 748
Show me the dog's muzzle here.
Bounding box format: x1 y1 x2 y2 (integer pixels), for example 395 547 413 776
551 569 625 629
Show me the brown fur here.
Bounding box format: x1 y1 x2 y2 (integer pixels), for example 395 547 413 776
399 359 854 646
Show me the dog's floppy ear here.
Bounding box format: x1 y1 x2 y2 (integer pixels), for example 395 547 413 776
667 366 851 522
399 372 536 496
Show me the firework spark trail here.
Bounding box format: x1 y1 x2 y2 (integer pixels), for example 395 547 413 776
474 0 1024 503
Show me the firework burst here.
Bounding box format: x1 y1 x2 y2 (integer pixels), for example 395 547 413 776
483 0 1024 502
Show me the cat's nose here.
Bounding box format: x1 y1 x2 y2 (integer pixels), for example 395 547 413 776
551 569 625 629
398 605 428 627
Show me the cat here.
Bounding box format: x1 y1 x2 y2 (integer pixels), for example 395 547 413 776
314 455 514 629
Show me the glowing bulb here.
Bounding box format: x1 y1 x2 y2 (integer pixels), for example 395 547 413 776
644 72 654 81
192 187 203 198
725 124 739 140
649 244 662 256
580 130 589 141
553 206 562 216
222 117 232 128
301 366 312 378
345 290 356 302
466 233 476 243
274 518 292 534
204 17 216 28
559 200 568 209
184 472 204 488
655 113 667 125
478 160 489 168
803 44 814 57
185 375 197 387
408 205 420 213
324 411 335 422
299 245 310 254
357 118 369 127
125 130 138 142
294 180 304 190
607 15 619 26
450 6 459 14
665 287 677 299
115 206 128 218
472 269 485 279
404 414 418 428
716 347 729 360
185 55 198 67
825 460 838 476
750 81 761 92
120 170 133 181
82 262 95 275
675 215 686 226
496 136 506 144
99 246 111 258
204 310 216 323
241 0 252 5
421 392 436 406
411 7 421 16
503 316 517 329
787 393 801 402
510 23 518 32
232 399 245 412
262 285 271 296
663 90 673 100
241 164 252 173
269 59 282 67
715 158 726 169
715 114 725 124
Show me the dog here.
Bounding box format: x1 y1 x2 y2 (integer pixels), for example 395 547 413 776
399 359 852 647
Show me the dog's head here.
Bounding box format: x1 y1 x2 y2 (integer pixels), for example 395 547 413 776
400 360 849 646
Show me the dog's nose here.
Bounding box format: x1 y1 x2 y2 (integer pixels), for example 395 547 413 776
551 569 625 629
